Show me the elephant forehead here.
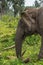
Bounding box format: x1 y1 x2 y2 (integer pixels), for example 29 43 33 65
24 8 38 14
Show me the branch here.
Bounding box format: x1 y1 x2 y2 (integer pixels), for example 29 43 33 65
22 50 26 56
2 45 15 51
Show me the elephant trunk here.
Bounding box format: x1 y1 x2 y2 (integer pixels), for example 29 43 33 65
15 25 24 58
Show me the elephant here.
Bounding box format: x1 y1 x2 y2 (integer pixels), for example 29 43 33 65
15 7 43 62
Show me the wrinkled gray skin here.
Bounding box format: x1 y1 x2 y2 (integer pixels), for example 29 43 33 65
15 7 43 60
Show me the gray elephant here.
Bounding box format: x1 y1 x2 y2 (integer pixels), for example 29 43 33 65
15 7 43 62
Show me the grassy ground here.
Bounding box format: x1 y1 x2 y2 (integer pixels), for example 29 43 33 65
0 15 43 65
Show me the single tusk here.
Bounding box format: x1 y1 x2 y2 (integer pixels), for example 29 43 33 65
23 17 31 28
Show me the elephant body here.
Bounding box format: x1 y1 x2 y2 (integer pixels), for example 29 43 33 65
38 8 43 33
15 7 43 62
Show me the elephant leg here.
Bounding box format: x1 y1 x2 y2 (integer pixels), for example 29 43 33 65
38 35 43 59
15 26 25 59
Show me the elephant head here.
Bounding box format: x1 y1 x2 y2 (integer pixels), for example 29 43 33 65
15 7 43 62
15 8 38 57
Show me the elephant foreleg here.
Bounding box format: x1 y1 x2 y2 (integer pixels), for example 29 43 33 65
38 35 43 59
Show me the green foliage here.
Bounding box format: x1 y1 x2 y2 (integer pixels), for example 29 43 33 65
34 0 40 7
13 0 24 16
0 0 8 14
7 0 24 16
0 0 24 16
0 15 43 65
25 35 41 46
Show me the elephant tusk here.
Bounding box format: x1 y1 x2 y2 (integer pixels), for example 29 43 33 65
23 17 31 30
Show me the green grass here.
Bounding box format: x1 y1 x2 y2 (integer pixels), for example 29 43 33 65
0 15 43 65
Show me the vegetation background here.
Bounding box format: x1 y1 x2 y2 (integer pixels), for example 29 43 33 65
0 0 43 65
